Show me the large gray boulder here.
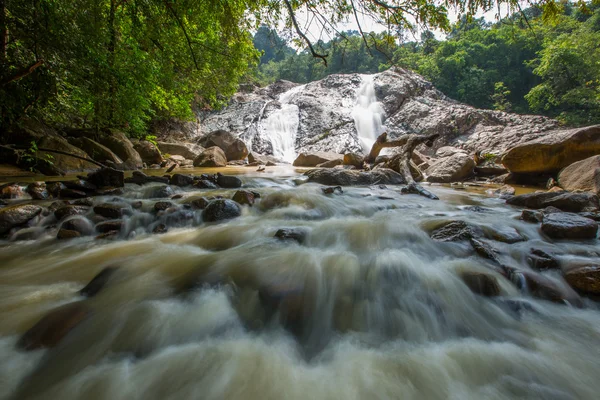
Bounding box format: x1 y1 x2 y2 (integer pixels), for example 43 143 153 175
68 137 123 165
0 204 42 235
558 155 600 195
425 153 475 183
304 168 406 186
293 152 343 167
198 130 248 161
501 125 600 174
157 141 204 160
133 141 163 165
96 129 143 169
193 146 227 167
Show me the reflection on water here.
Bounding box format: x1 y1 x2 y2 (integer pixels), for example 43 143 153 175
1 167 599 400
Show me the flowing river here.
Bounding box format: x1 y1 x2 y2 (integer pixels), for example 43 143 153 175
1 167 600 400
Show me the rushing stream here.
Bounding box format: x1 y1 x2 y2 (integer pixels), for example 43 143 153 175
1 167 600 400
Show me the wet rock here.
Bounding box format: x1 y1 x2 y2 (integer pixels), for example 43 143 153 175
425 153 475 183
56 229 81 240
190 197 210 210
521 209 543 223
0 204 43 235
506 190 599 212
133 140 163 165
470 238 500 262
54 205 90 221
231 190 256 206
131 201 143 209
26 182 49 200
171 194 184 200
96 129 144 169
95 230 120 240
80 267 119 297
152 223 169 234
95 187 123 196
95 220 124 233
511 270 582 306
157 141 204 160
169 173 194 187
400 182 439 200
501 125 600 174
149 185 175 198
293 151 343 167
59 188 88 199
304 168 406 186
0 183 24 199
193 146 227 167
488 226 525 243
86 167 124 188
430 221 479 242
274 228 308 244
154 201 173 212
93 203 130 219
17 301 91 350
193 179 218 189
343 153 364 168
125 170 169 185
541 212 598 240
61 216 94 235
322 186 343 195
460 271 501 297
564 265 600 295
248 153 281 165
474 163 507 176
216 173 242 188
201 199 242 223
527 249 560 271
493 185 515 198
558 155 600 195
68 137 123 164
68 197 94 207
198 130 248 161
46 182 66 198
11 228 43 241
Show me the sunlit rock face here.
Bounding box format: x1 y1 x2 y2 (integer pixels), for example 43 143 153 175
189 67 561 162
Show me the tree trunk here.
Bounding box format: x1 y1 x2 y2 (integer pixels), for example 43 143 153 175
0 0 7 64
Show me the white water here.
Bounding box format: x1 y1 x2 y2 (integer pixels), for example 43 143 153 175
352 75 386 153
259 86 304 163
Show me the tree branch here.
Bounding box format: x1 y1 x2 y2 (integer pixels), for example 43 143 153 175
283 0 328 66
163 1 200 70
0 144 107 168
1 59 44 86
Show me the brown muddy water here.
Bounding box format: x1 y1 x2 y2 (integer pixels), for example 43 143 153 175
1 166 599 400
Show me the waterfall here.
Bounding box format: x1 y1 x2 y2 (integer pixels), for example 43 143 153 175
259 85 304 163
352 75 385 153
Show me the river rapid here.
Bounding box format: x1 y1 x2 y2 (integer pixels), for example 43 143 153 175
1 167 600 400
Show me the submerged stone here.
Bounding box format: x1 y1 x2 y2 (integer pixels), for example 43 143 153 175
202 199 242 223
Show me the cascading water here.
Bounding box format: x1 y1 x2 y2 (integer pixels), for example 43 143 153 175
352 75 386 153
258 85 304 163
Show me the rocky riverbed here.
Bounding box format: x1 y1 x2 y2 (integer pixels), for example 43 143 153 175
1 164 600 400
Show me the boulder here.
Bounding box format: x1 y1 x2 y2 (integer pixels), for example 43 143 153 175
541 212 598 239
125 170 169 185
248 153 281 165
97 129 143 169
54 205 90 221
507 191 599 212
513 270 582 306
17 301 91 350
57 229 81 240
194 179 218 189
474 163 508 176
436 146 466 158
274 228 308 244
36 135 98 173
293 152 343 167
26 182 50 200
153 224 168 234
193 146 227 167
425 153 475 183
0 204 42 235
343 153 364 168
316 158 344 168
68 137 123 164
93 203 131 219
149 185 175 198
198 130 248 161
564 265 600 295
430 221 479 242
133 140 163 165
157 141 204 160
216 174 242 188
60 216 94 235
96 220 124 233
80 267 119 297
231 190 256 206
169 173 194 187
521 210 543 223
0 183 24 199
501 125 600 174
153 201 173 212
304 168 406 186
527 249 560 271
201 199 242 222
86 167 124 188
189 197 210 210
460 271 501 297
558 155 600 195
